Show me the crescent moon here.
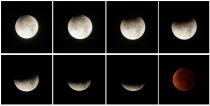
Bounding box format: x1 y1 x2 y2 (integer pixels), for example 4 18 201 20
68 80 91 91
15 15 39 39
68 15 93 40
14 75 39 92
171 19 197 40
120 17 146 40
121 83 145 92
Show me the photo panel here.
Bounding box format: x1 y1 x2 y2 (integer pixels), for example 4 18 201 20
107 1 158 53
54 55 105 104
54 1 105 53
1 1 52 53
159 55 209 104
159 1 209 53
1 55 52 104
107 55 158 104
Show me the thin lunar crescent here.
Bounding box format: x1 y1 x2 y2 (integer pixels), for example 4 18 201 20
121 83 145 92
68 15 93 39
68 80 91 91
120 17 145 40
14 75 39 92
15 15 39 39
171 19 197 40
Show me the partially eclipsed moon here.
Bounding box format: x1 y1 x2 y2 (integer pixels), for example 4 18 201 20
14 75 39 92
68 15 93 39
15 15 39 39
121 83 145 92
171 19 197 40
68 80 91 91
120 17 146 40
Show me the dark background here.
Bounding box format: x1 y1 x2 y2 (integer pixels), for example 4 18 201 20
54 1 105 53
107 55 158 104
1 55 52 104
159 1 209 53
54 55 105 104
159 55 209 104
107 1 158 53
1 1 52 53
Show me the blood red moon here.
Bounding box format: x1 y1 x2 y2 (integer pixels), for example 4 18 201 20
172 68 196 92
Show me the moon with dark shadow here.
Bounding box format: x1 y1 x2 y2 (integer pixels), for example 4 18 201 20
172 67 196 91
15 15 39 39
121 83 145 92
14 75 39 92
68 15 93 40
120 17 145 40
171 19 197 40
68 80 91 91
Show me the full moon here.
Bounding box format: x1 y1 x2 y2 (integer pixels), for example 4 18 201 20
171 19 197 40
68 15 93 39
121 83 145 92
68 80 91 91
172 68 196 92
120 17 146 40
15 15 39 39
14 75 39 92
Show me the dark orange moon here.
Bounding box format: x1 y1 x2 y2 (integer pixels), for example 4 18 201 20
172 67 196 92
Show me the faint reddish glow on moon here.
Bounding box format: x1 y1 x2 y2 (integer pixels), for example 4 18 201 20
172 67 196 92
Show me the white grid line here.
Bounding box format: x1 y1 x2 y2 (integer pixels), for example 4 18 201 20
209 1 210 103
157 1 160 105
52 1 54 104
105 1 108 105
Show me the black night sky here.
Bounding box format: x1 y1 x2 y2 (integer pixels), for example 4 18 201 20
1 1 52 53
107 55 158 104
159 55 209 104
107 1 158 53
1 55 52 104
159 1 209 53
54 1 105 53
54 55 105 104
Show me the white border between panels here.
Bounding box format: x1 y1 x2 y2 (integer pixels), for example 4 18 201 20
52 1 54 104
157 1 160 105
105 1 108 105
1 53 209 55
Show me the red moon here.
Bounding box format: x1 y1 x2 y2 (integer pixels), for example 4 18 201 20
172 68 196 92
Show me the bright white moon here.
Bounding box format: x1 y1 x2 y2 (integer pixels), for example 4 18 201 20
171 19 197 40
121 83 145 92
120 17 146 40
15 15 39 39
68 80 91 91
68 15 93 40
14 75 39 92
